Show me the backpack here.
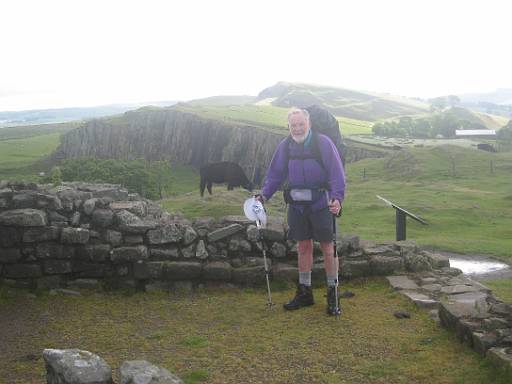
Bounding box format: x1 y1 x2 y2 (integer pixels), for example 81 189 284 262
284 105 345 172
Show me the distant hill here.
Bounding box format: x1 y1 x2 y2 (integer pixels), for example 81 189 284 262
0 101 177 127
444 107 509 130
184 95 257 106
458 89 512 105
256 82 430 121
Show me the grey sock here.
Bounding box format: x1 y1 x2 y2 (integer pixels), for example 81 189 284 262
327 274 338 287
299 272 311 286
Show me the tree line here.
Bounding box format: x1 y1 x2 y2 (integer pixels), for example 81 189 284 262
47 158 173 200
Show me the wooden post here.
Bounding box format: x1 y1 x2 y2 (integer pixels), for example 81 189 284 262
396 210 406 241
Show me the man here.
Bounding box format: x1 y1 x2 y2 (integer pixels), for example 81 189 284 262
256 107 346 315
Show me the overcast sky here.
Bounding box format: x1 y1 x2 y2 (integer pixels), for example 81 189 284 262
1 0 510 111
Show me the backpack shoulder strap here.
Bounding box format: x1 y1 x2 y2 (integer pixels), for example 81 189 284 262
311 132 327 174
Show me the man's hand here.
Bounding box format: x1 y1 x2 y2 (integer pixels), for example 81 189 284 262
254 194 266 204
329 199 342 216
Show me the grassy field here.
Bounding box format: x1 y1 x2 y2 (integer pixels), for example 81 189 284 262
0 132 62 180
175 103 373 136
1 279 510 384
161 144 512 261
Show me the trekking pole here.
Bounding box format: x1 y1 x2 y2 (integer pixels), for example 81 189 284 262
255 217 274 310
332 212 341 318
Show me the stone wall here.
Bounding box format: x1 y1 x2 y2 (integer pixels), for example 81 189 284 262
0 181 449 291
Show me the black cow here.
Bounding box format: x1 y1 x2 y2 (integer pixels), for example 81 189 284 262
200 162 253 197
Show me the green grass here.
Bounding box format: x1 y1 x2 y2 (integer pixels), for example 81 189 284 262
175 103 373 137
484 280 512 303
0 279 509 384
337 116 373 135
162 144 512 260
0 132 62 180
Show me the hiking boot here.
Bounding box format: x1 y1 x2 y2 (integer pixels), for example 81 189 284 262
283 284 314 310
327 286 341 316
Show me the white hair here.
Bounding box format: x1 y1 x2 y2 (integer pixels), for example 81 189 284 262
287 108 310 122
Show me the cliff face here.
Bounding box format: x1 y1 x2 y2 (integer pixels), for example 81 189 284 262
53 108 285 184
53 107 387 185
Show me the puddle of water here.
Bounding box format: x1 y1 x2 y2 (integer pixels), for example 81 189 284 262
449 258 510 275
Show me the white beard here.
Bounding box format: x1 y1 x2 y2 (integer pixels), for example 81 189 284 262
291 133 306 143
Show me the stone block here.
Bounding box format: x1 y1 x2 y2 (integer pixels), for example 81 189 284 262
181 243 195 259
0 209 47 227
456 319 482 345
182 226 198 245
404 252 432 272
124 235 144 244
423 251 450 269
36 275 63 290
441 285 478 295
61 227 90 244
260 218 286 242
43 348 112 384
490 303 512 317
44 260 72 274
111 246 148 263
23 226 60 243
133 261 150 280
272 263 297 282
246 225 259 243
83 198 98 215
147 224 183 244
4 263 42 278
163 262 202 280
202 261 232 281
341 259 371 278
36 243 74 259
208 224 244 242
270 242 287 258
472 332 498 355
91 209 114 228
232 265 266 286
486 347 512 379
0 226 21 247
400 290 438 309
149 247 179 260
76 244 111 262
116 210 157 234
110 201 147 216
72 261 108 278
370 255 403 276
195 240 208 260
0 248 22 263
439 294 489 330
119 360 183 384
386 275 419 290
105 230 123 246
422 284 442 293
147 262 165 279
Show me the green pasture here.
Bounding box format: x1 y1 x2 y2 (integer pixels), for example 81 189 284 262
175 103 373 136
1 279 509 384
0 132 62 180
162 144 512 260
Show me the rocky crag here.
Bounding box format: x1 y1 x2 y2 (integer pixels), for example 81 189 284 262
51 107 385 185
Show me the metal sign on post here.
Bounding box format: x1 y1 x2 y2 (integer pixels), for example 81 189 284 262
376 195 427 241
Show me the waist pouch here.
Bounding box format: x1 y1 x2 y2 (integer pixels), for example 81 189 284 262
283 187 328 205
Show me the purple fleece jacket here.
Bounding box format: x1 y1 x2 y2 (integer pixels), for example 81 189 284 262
261 133 346 211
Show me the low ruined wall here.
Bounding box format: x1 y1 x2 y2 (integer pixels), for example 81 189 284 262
0 181 449 291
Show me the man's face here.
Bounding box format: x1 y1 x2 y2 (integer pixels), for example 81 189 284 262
288 112 311 143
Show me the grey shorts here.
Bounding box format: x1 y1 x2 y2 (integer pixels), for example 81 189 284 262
287 206 334 242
